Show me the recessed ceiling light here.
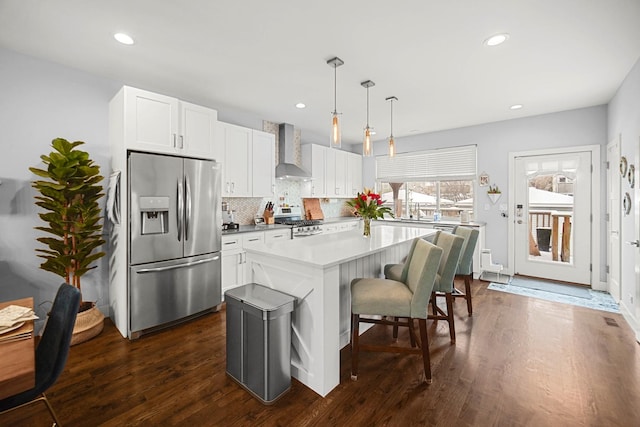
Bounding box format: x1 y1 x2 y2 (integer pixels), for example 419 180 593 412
114 33 134 45
370 130 377 135
484 33 509 47
510 104 523 110
295 103 306 109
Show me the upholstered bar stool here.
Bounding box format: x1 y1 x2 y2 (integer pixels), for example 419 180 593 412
350 238 443 384
384 231 463 343
451 226 480 316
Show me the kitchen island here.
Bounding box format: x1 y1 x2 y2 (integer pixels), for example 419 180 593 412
243 225 435 397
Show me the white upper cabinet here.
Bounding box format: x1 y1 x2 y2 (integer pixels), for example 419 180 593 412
301 145 362 199
180 101 217 158
326 148 348 197
216 122 276 198
301 144 327 197
217 122 252 197
119 86 217 158
251 130 276 198
347 152 363 196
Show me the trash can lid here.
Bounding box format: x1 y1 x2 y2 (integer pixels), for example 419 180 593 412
225 283 295 312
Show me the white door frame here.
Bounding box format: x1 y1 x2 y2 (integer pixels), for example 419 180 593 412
507 145 603 290
607 136 621 301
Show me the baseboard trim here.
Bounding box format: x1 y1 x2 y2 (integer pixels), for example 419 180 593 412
620 302 640 343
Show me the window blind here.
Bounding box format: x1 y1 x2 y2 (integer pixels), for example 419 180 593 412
376 145 477 182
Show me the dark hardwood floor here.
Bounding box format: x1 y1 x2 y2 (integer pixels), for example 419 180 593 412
3 279 640 426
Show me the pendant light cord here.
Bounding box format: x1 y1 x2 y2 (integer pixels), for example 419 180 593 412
390 98 393 137
333 64 337 113
366 85 370 127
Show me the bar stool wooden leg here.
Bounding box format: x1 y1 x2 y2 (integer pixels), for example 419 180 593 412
446 292 456 343
418 319 432 384
464 274 473 316
351 313 360 380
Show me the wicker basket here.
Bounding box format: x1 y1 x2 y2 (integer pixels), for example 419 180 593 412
70 305 104 346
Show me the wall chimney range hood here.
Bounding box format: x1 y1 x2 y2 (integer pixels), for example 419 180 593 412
275 123 312 180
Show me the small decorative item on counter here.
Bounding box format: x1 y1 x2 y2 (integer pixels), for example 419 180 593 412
345 188 393 237
263 201 275 224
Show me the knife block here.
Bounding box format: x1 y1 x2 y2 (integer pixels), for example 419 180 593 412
263 210 274 224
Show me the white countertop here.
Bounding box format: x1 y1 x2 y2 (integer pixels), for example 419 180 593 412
243 225 434 268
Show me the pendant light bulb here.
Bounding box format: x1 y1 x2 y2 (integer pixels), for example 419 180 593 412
388 136 396 157
332 113 341 147
327 57 344 148
386 96 398 158
364 128 372 156
361 80 375 157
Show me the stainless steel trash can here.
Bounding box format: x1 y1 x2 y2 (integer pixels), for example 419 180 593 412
225 283 295 404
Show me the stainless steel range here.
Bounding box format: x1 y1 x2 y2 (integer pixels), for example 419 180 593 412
273 206 323 238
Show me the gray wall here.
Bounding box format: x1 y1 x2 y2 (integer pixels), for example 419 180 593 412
608 56 640 329
362 105 608 272
0 48 120 322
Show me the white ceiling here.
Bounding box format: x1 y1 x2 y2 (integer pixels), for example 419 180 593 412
1 0 639 147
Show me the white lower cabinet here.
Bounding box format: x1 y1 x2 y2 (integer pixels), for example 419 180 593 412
265 229 291 242
221 230 290 298
221 232 263 297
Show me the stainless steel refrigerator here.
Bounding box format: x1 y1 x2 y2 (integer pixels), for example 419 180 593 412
128 152 222 336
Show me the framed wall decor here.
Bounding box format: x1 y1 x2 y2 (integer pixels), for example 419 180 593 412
624 192 632 215
620 156 628 177
479 172 489 187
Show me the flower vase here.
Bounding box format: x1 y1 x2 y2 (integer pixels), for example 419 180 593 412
363 217 371 237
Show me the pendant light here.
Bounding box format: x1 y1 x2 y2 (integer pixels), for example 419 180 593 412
327 57 344 148
361 80 375 157
386 96 398 157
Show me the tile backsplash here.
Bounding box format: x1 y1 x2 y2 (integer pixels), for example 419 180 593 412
224 181 355 225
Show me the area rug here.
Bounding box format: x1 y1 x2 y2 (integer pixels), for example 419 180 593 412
509 276 591 298
488 282 620 313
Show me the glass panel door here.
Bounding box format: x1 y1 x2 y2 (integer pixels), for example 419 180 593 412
514 152 591 285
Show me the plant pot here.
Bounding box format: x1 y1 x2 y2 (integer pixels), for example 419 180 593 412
70 305 104 346
487 193 501 204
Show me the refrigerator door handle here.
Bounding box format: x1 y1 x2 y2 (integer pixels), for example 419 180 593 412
185 174 191 241
135 255 220 273
177 178 184 242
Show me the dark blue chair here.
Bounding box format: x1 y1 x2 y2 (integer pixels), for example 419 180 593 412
0 283 80 426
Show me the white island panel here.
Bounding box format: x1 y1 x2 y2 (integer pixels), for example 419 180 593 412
243 225 435 397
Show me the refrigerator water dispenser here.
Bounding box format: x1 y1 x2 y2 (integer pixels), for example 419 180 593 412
139 196 169 235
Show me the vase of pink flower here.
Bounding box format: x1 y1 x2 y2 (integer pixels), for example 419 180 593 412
345 188 393 237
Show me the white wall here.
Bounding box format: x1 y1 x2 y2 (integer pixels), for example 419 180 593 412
608 56 640 339
362 105 608 274
0 48 120 323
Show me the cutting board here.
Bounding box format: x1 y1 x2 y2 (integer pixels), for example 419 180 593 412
303 198 324 220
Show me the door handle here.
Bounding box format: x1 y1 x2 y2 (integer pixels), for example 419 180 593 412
177 179 183 242
136 256 220 273
517 219 523 224
185 175 191 241
627 240 640 247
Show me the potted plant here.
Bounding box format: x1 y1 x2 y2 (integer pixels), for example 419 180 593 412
30 138 106 345
345 188 393 237
487 184 502 204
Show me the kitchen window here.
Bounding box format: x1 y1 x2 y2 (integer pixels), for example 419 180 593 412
376 145 476 220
